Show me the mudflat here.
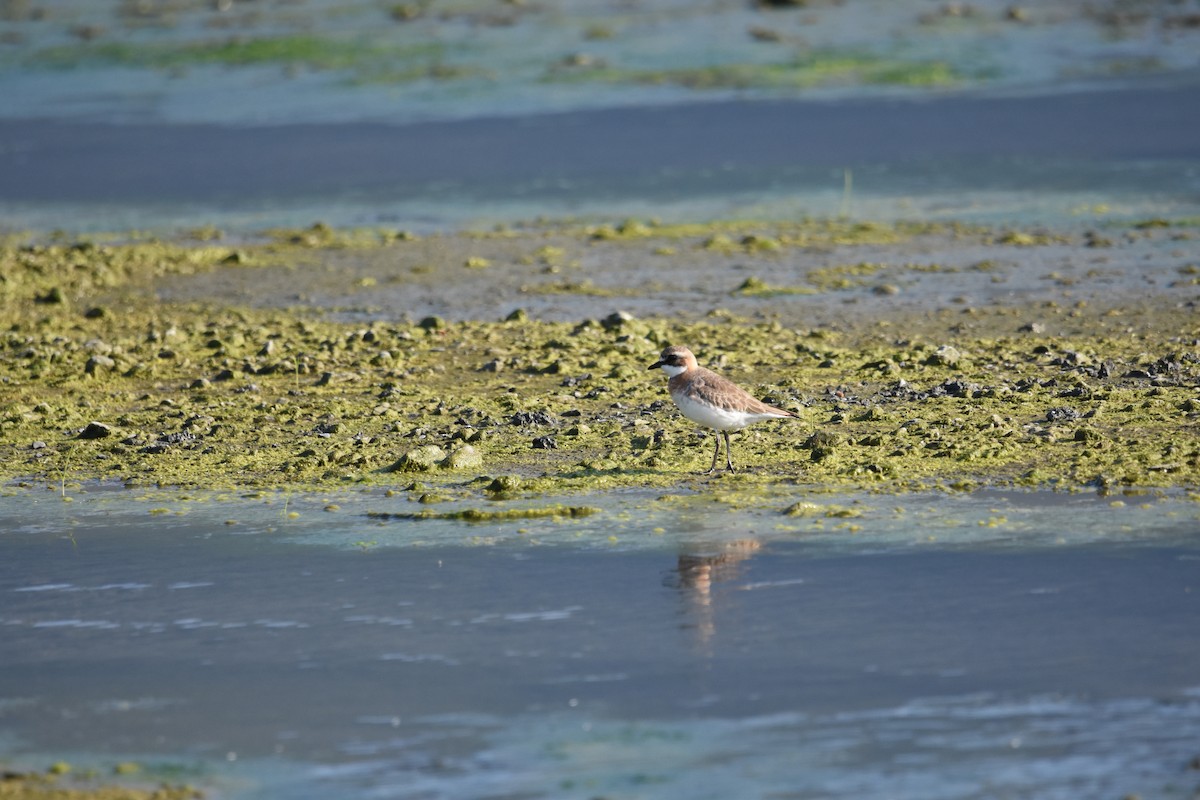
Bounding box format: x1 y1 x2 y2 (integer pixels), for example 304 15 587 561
2 217 1196 499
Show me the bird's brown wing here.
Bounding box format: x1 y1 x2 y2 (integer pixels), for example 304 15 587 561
684 368 797 417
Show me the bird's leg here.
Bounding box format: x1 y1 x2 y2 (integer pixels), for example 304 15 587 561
724 430 736 472
702 432 721 475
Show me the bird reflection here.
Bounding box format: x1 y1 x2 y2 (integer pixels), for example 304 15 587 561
668 539 761 650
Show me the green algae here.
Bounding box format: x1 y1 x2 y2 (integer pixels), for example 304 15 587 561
368 504 601 522
549 50 962 91
522 280 628 298
732 277 816 297
0 764 201 800
1 221 1198 503
574 217 965 247
29 35 472 84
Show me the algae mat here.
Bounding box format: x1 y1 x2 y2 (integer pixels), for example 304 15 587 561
1 218 1198 500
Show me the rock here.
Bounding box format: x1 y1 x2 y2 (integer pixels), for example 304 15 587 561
803 430 840 463
935 378 979 398
441 445 483 471
84 354 116 375
389 444 447 472
784 501 824 517
510 410 556 427
35 287 64 304
601 311 635 331
1046 407 1081 423
532 435 558 450
803 430 841 449
486 475 522 494
162 431 199 445
78 422 112 440
925 345 962 367
182 415 215 431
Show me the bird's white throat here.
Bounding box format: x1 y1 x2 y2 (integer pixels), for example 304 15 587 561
659 364 687 378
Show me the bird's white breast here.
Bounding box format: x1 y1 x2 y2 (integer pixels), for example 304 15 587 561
671 389 755 431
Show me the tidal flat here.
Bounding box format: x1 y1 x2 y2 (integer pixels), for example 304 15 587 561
4 3 1200 797
2 217 1197 502
2 216 1199 800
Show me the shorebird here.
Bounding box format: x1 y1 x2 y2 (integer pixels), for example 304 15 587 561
648 344 799 474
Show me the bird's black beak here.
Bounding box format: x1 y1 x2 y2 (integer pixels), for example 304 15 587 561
648 360 664 370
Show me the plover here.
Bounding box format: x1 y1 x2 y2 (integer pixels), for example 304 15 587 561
648 344 799 474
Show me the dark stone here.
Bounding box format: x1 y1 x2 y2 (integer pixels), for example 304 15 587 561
85 354 116 375
78 422 112 440
600 311 634 331
1045 407 1081 423
35 287 64 304
510 411 556 427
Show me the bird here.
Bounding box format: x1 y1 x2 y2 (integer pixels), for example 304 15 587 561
648 344 799 474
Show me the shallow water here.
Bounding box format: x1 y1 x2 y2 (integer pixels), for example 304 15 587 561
2 485 1198 798
3 82 1200 234
2 1 1199 234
